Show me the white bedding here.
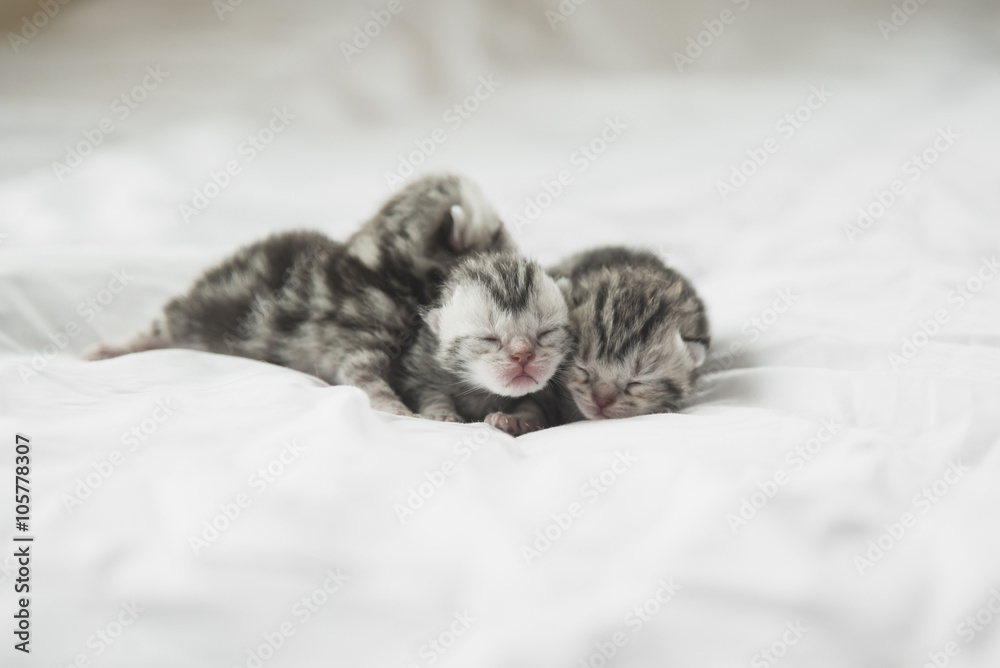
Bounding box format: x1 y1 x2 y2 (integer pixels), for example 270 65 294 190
2 1 1000 666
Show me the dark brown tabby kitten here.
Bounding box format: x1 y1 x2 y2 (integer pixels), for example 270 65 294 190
548 246 710 421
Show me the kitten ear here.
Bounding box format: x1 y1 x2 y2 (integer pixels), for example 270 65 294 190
425 308 442 336
685 339 707 367
448 205 469 253
555 277 575 306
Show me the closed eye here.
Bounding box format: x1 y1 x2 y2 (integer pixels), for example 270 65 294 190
538 328 559 341
625 381 642 394
659 379 681 398
479 336 500 344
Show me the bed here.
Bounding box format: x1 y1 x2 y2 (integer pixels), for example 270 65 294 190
2 0 1000 666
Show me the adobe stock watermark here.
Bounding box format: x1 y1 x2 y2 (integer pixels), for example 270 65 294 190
179 106 295 223
393 425 493 524
51 66 169 181
750 620 810 668
339 0 415 62
919 587 1000 668
56 600 144 668
383 75 502 188
233 569 350 668
578 578 681 668
60 398 176 514
545 0 590 31
716 85 833 202
878 0 932 41
213 0 248 21
188 439 307 555
521 450 637 566
853 460 968 576
843 126 958 243
704 287 800 375
508 116 628 234
16 268 134 384
404 610 476 668
726 417 842 534
887 255 998 371
7 0 73 53
673 0 752 72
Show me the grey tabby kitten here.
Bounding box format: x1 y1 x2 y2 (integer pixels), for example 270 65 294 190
548 246 710 421
86 173 513 417
396 252 572 435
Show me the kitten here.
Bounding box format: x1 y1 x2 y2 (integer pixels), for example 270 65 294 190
396 252 572 435
548 246 710 421
85 173 514 417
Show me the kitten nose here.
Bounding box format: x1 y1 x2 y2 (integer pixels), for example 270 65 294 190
510 349 534 366
592 383 617 410
592 393 617 409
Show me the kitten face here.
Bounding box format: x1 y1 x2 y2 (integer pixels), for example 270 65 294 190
428 254 571 397
568 326 705 420
563 268 708 420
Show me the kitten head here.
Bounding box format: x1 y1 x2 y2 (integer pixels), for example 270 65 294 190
561 267 709 420
426 252 571 397
350 173 514 275
439 176 514 255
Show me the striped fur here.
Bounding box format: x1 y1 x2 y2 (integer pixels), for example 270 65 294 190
549 246 710 420
85 174 514 417
396 252 572 434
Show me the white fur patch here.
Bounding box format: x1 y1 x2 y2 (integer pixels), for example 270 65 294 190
435 272 569 397
555 276 573 304
451 178 501 252
448 205 468 252
435 284 495 342
348 232 380 269
534 274 570 326
360 288 395 320
686 340 707 367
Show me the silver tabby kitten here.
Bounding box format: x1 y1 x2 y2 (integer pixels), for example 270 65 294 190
86 173 513 417
548 246 710 421
397 252 572 436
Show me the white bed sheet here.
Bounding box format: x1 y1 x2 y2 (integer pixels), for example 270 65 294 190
2 1 1000 666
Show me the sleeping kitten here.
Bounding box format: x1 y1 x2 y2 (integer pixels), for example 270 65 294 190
396 252 572 435
548 246 710 421
85 173 514 417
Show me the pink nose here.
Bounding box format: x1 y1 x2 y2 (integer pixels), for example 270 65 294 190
510 349 534 366
593 393 616 409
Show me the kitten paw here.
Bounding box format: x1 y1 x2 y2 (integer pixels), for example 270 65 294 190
83 344 127 361
484 412 541 436
369 398 416 417
420 408 462 423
